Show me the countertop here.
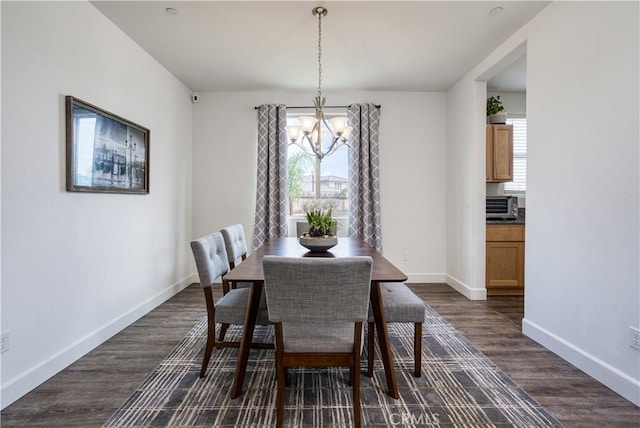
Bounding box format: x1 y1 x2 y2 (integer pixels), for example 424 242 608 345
486 208 525 225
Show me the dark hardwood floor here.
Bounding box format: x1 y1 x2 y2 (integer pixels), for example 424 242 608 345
408 285 640 427
1 283 638 427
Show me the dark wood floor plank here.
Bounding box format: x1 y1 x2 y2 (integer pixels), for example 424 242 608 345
1 283 638 427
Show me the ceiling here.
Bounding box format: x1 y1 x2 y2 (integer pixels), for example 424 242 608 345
91 1 546 93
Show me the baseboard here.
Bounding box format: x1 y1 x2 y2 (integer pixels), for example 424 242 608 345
523 318 640 407
405 273 446 283
0 275 195 410
445 274 487 300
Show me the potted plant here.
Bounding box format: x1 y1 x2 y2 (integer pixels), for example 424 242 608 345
486 95 507 124
299 208 338 252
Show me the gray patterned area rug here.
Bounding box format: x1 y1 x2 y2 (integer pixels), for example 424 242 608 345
104 303 562 427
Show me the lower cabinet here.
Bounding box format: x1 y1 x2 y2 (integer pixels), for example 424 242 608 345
486 224 524 296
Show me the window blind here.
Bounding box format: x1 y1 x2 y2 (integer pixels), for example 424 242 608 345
505 117 526 192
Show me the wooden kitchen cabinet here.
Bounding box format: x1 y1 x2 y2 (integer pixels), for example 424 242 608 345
486 124 513 182
486 224 524 296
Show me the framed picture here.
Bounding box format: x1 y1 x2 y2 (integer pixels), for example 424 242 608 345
66 96 150 194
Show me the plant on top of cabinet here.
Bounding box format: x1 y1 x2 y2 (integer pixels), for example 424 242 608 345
486 95 507 124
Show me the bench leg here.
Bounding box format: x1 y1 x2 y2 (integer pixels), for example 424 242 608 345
414 322 422 377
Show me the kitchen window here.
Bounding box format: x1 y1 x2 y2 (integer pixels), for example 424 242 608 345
505 117 527 192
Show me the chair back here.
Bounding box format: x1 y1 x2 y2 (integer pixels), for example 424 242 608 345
190 232 230 289
221 224 248 266
296 222 310 237
263 256 372 323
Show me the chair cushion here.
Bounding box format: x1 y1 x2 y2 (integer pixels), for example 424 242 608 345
226 281 268 307
369 282 425 323
215 288 270 325
282 323 356 353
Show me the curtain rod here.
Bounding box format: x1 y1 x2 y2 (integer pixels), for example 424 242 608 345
253 104 381 110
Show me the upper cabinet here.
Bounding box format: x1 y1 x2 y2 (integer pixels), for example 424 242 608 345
486 124 513 182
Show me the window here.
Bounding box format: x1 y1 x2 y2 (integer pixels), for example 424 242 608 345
286 112 349 218
505 117 526 192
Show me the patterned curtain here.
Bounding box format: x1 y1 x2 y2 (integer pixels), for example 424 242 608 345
347 103 382 252
252 104 288 249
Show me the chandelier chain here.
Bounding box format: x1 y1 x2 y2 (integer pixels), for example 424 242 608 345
284 5 352 191
317 9 322 99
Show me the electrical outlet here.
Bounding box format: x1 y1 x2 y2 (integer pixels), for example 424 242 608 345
402 252 409 262
630 327 640 351
0 331 10 354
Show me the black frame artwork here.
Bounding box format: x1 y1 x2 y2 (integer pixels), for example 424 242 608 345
66 96 150 194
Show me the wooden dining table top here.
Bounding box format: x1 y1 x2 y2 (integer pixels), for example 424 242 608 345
224 237 408 283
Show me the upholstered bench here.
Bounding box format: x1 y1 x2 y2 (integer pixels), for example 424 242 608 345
368 282 425 377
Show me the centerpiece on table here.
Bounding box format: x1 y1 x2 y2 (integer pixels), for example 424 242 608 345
299 208 338 252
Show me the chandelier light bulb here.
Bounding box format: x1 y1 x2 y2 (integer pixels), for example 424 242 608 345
286 126 301 143
298 116 319 134
328 117 348 134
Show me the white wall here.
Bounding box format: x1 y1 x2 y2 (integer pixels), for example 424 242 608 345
192 91 447 282
447 1 639 405
446 79 487 300
523 1 639 406
487 91 526 116
1 2 194 408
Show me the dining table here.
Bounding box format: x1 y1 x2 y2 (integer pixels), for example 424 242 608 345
224 236 407 399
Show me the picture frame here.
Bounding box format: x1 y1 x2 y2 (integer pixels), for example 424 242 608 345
65 96 150 194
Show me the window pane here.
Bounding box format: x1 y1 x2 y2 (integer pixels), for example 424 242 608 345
286 115 349 217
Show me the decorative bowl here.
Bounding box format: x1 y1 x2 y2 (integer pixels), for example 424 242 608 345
298 235 338 252
488 112 507 124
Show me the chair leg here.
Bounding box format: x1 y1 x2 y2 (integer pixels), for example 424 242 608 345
353 361 362 428
353 323 363 428
276 361 285 428
275 323 285 428
200 289 217 378
414 323 422 377
219 323 229 342
367 322 375 377
200 315 216 378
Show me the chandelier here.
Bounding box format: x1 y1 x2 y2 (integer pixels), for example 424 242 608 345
285 6 352 162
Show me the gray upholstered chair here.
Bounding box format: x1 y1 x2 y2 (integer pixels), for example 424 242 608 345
190 231 270 378
220 224 251 292
295 221 310 237
263 256 373 428
220 224 267 342
367 282 425 377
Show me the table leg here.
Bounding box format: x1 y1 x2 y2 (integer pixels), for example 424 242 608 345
370 281 399 399
230 281 262 399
